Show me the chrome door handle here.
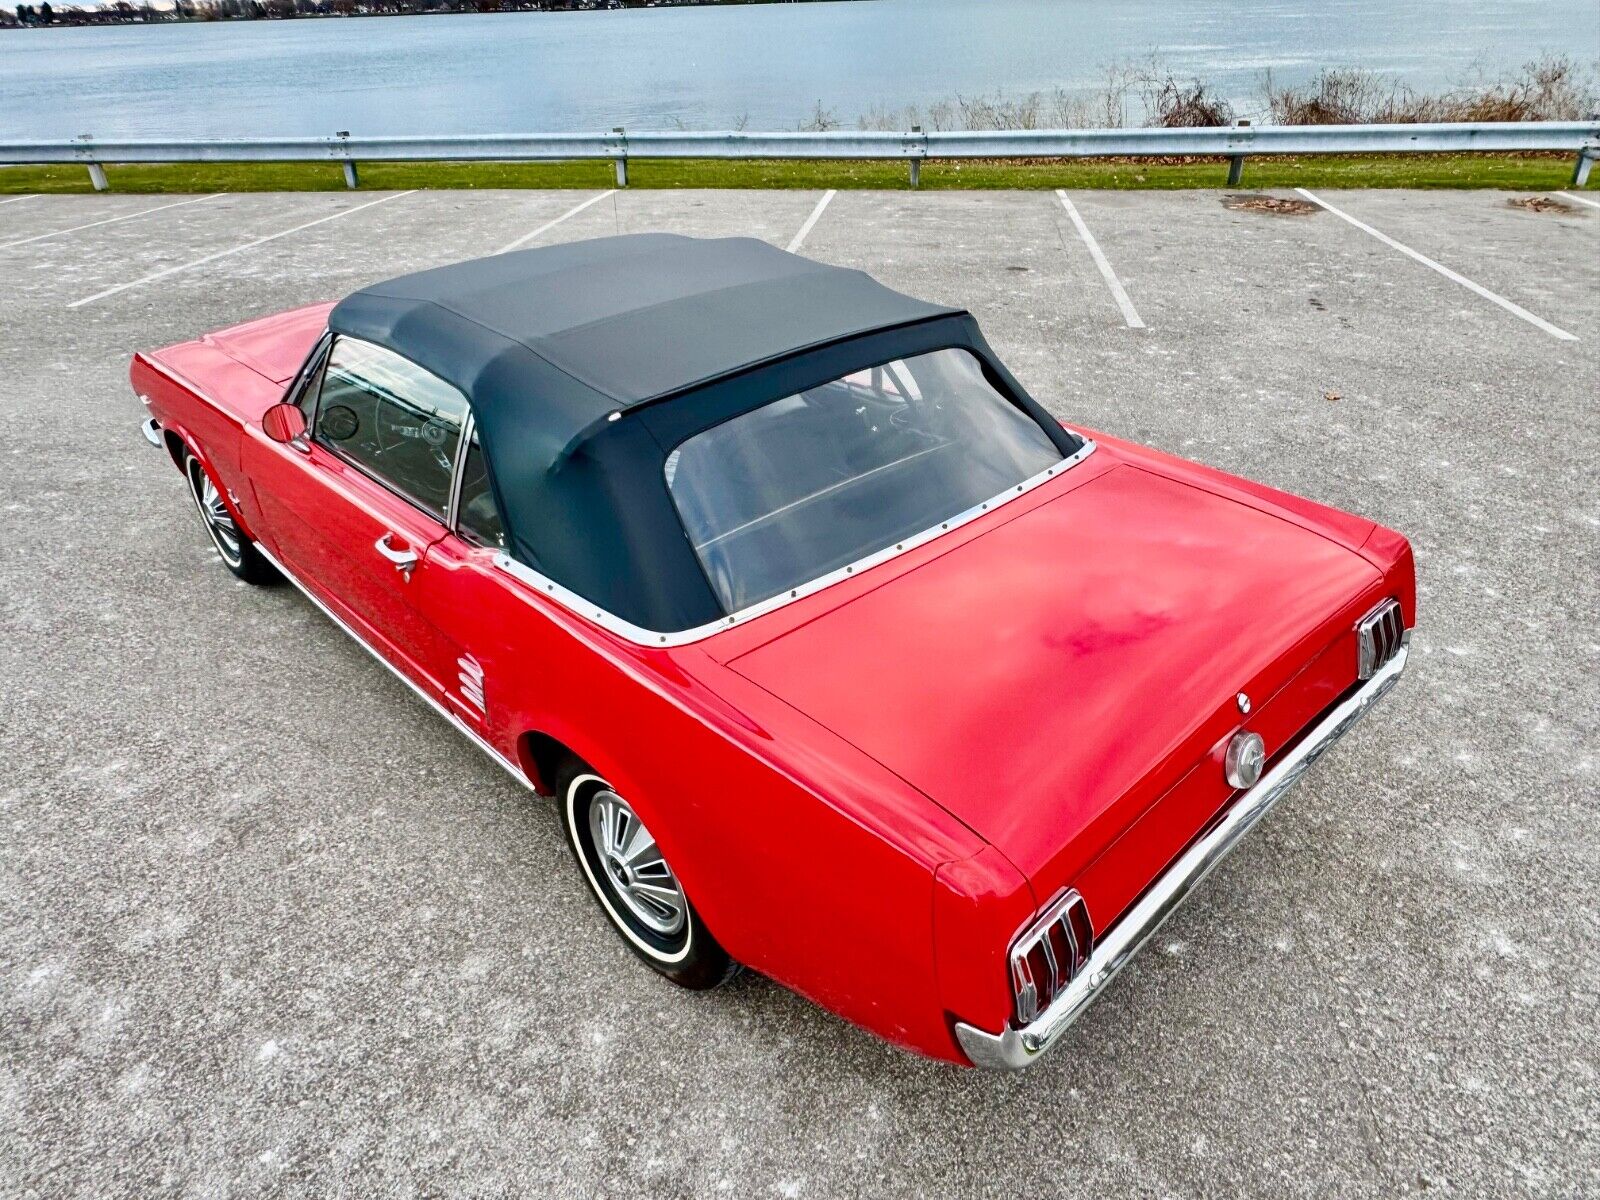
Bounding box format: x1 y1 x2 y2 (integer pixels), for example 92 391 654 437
375 532 419 578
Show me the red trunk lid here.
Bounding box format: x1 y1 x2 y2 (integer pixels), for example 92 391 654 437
728 463 1382 884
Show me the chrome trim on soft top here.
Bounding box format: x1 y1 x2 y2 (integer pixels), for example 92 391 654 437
955 633 1411 1070
494 436 1098 648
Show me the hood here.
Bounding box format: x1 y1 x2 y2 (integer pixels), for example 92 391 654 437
197 302 334 384
727 462 1382 881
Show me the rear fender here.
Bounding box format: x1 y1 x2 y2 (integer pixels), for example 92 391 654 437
933 846 1036 1047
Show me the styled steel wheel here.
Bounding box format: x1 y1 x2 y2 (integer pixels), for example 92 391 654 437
560 764 738 989
187 455 244 568
182 451 276 585
589 788 688 939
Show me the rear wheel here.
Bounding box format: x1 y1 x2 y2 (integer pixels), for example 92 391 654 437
184 452 276 585
558 761 738 990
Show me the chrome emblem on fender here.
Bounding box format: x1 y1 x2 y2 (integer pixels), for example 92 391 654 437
457 655 486 715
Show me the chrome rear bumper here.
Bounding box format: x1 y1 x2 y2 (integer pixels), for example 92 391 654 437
140 417 162 447
954 636 1410 1070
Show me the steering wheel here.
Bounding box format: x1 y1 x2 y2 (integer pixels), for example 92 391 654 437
369 399 455 472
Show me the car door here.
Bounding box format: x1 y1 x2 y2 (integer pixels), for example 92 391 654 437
410 425 518 733
244 335 468 696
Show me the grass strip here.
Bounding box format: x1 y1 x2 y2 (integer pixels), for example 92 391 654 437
1 154 1592 194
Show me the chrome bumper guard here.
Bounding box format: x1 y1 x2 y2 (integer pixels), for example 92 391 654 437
140 417 162 447
955 636 1410 1070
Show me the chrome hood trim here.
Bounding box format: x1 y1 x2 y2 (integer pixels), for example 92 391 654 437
955 634 1411 1070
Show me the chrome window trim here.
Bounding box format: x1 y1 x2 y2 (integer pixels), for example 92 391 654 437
286 331 333 416
445 412 476 533
954 634 1411 1070
493 435 1097 647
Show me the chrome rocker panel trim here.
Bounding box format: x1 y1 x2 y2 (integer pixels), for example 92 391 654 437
955 635 1411 1070
495 437 1097 648
253 542 539 796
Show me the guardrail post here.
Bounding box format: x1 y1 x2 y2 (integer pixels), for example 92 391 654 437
1227 119 1250 186
909 125 925 189
335 131 358 189
612 127 629 188
1574 140 1598 187
76 134 109 191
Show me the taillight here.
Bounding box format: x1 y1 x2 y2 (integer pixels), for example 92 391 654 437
1356 598 1404 680
1008 890 1094 1025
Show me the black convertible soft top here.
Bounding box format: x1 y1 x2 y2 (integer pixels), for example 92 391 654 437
331 233 956 434
328 235 1075 633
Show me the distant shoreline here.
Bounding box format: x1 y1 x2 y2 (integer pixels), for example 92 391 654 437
3 0 869 31
3 0 876 31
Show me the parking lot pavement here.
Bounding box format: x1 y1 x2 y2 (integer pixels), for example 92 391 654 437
2 187 1596 1198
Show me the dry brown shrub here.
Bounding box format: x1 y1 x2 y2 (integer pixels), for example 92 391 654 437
1261 56 1597 125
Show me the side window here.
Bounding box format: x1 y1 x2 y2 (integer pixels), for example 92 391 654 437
455 430 505 549
314 338 468 520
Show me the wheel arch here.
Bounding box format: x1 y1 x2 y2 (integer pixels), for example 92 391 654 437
164 425 260 544
516 729 581 798
512 725 711 926
161 428 187 472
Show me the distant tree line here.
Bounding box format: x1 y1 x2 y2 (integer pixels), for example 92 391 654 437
1 0 853 27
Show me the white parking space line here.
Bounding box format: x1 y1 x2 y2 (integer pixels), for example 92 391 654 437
496 190 615 254
0 193 221 251
67 191 417 309
1296 188 1578 342
1055 191 1145 329
0 193 39 206
786 189 836 253
1557 191 1600 212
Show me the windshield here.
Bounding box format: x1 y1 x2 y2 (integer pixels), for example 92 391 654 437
664 347 1065 614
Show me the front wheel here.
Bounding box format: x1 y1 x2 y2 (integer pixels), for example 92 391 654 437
184 451 276 585
558 762 738 990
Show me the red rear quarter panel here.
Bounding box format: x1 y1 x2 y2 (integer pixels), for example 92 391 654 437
413 548 991 1060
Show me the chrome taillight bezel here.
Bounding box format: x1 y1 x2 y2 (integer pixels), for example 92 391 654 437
1356 598 1405 681
1008 890 1094 1026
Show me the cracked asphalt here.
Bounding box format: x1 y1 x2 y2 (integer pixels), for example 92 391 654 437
1 186 1596 1197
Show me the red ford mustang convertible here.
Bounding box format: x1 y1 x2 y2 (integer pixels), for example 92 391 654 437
133 235 1412 1068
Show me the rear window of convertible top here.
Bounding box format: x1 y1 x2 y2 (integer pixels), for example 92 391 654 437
664 347 1064 614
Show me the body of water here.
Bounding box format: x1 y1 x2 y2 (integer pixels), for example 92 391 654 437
2 0 1595 138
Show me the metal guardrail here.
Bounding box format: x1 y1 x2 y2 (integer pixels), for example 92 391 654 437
4 121 1597 191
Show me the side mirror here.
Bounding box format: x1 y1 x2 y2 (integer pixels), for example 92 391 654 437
262 402 308 445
